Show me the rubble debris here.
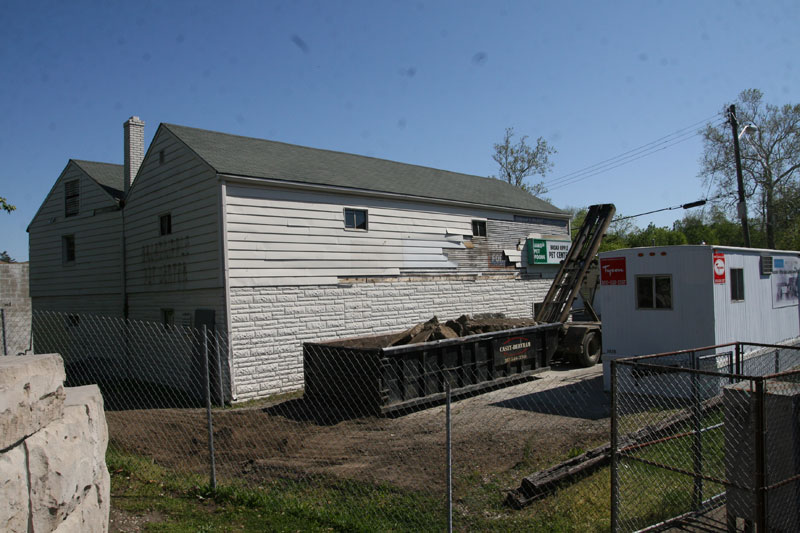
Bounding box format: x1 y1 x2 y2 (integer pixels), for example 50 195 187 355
387 315 539 347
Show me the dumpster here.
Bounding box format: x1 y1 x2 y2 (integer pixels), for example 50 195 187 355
303 322 561 416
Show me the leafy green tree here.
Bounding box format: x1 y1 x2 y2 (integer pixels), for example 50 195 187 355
672 208 745 247
626 223 688 248
491 127 556 197
0 250 14 262
1 196 15 214
699 89 800 249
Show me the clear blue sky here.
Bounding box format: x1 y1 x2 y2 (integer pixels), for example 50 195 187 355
1 0 797 261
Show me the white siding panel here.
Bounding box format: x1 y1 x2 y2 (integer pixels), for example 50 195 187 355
224 185 475 283
598 246 716 359
713 250 800 346
125 128 222 294
29 162 123 303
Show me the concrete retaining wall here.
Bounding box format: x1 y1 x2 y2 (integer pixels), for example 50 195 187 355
0 354 109 532
230 276 551 401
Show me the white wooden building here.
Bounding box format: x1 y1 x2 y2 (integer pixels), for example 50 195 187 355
597 245 800 389
30 118 572 401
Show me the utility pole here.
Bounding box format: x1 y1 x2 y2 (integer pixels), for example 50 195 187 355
729 104 751 247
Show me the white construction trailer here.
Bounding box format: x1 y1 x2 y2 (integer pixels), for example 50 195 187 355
597 245 800 390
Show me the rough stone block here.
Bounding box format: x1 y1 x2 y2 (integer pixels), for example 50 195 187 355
53 474 109 533
0 353 66 450
27 385 109 533
0 443 29 532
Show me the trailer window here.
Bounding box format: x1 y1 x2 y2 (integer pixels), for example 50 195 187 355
636 275 672 309
730 268 745 301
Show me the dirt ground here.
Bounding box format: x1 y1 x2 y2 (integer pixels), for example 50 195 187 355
106 364 609 494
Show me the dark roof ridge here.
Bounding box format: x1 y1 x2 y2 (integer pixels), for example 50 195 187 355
163 123 496 182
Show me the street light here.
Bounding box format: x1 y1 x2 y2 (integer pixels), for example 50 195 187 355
739 123 758 140
728 104 751 247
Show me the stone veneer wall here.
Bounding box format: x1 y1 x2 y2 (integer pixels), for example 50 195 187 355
0 354 109 533
230 276 551 401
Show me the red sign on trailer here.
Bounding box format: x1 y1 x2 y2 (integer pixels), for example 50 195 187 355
600 257 627 285
713 252 726 284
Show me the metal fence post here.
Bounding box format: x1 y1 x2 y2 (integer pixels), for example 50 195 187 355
203 325 217 490
446 378 452 533
691 351 703 510
754 378 766 531
610 360 619 533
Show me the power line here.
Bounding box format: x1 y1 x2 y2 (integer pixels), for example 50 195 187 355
569 193 729 233
548 127 719 192
545 112 725 192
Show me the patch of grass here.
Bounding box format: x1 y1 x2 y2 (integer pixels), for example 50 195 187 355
108 445 446 532
452 467 611 532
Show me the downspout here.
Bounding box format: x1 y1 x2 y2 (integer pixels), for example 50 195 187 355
122 199 128 319
218 177 236 401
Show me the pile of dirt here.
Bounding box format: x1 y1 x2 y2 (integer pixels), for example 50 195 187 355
329 314 542 349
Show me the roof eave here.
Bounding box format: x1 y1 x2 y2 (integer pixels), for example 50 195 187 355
218 173 571 220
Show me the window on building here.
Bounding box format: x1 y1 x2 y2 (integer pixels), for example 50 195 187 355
161 308 175 328
159 150 165 164
472 220 487 237
731 268 745 301
62 235 75 263
160 213 172 236
636 275 672 309
64 180 80 217
344 208 368 230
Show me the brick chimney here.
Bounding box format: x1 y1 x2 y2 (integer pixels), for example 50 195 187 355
123 116 145 197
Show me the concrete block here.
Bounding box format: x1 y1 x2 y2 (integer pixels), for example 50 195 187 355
0 354 66 449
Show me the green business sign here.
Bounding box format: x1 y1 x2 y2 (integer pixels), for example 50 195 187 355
527 238 571 265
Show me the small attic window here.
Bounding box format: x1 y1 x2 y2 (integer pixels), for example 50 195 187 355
159 150 165 164
160 213 172 236
64 180 79 217
472 220 487 237
344 208 368 230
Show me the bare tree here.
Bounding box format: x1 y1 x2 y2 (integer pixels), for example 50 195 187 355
699 89 800 248
492 127 556 197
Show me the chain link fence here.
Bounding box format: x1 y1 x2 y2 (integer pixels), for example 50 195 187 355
16 311 800 530
612 342 800 532
1 307 32 356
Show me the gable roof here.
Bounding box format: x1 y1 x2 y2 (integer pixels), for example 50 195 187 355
72 160 124 202
163 123 566 216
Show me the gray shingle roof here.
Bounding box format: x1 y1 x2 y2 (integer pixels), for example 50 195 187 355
163 123 565 216
72 160 124 201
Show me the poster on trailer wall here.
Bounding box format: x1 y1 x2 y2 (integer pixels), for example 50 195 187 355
772 257 800 308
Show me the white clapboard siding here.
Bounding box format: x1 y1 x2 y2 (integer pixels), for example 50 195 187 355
227 186 512 221
230 276 339 287
227 242 452 255
228 246 443 261
124 126 222 294
224 184 478 284
227 233 464 248
231 267 401 278
29 162 123 299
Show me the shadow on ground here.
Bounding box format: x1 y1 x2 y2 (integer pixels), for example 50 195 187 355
490 375 610 420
